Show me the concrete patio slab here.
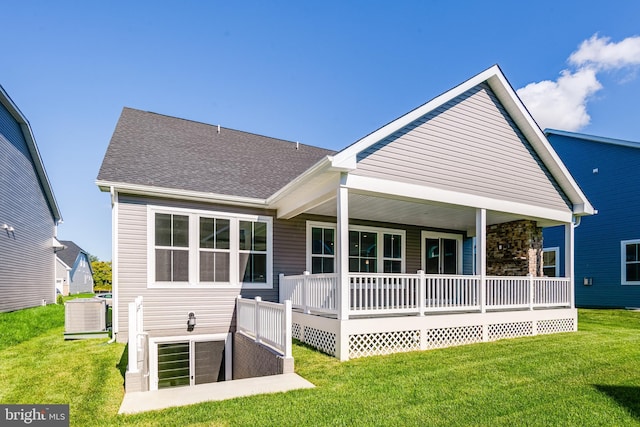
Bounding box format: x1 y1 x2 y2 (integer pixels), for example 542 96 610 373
118 373 315 415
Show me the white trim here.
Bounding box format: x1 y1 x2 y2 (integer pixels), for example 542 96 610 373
542 247 560 278
420 231 464 274
148 333 232 391
329 65 592 216
345 174 574 223
146 205 273 289
306 220 407 274
306 221 337 274
97 180 268 208
621 239 640 285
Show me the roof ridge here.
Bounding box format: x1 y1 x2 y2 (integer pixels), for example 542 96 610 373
122 107 332 152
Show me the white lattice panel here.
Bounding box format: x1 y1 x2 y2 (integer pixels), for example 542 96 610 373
302 326 336 357
537 318 575 335
425 325 483 349
349 330 420 359
292 322 302 340
488 321 533 341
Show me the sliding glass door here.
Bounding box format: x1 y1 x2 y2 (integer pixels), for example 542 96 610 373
422 232 462 274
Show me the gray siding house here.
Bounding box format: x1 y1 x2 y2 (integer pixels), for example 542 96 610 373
97 65 593 392
0 85 62 312
56 240 94 295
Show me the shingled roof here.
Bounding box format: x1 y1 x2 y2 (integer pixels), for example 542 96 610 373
97 108 335 199
57 240 88 269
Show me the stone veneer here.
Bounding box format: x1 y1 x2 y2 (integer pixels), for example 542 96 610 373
486 220 543 276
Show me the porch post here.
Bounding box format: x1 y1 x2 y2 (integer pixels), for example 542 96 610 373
565 221 575 310
476 208 487 314
337 174 349 321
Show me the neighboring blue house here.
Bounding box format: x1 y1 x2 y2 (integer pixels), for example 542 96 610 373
543 129 640 308
56 240 94 295
0 84 63 312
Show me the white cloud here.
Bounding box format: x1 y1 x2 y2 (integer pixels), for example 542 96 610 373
569 34 640 70
517 34 640 131
518 68 601 131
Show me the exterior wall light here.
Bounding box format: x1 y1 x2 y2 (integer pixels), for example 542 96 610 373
187 312 196 331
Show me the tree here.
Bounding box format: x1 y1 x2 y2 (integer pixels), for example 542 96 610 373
92 260 112 291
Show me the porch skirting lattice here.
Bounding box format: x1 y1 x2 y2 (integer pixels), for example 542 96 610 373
292 309 576 360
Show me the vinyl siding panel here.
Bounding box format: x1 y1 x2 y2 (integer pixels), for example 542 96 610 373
115 195 468 340
0 102 56 312
115 195 281 341
544 134 640 308
354 83 571 213
69 255 94 294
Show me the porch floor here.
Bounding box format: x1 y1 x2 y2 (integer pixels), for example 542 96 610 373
118 373 315 414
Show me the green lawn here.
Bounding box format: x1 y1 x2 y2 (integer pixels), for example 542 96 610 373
1 305 639 426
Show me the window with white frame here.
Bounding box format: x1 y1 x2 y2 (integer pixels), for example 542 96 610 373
155 213 190 282
542 247 559 277
306 222 405 274
310 226 335 274
149 206 272 288
622 239 640 285
239 220 268 283
199 217 230 282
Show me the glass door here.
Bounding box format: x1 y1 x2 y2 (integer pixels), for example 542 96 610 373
423 232 461 274
156 339 226 389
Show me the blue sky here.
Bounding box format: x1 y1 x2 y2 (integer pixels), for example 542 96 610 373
3 1 640 261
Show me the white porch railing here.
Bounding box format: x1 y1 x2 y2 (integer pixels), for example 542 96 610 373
280 272 571 318
279 272 339 315
236 296 292 358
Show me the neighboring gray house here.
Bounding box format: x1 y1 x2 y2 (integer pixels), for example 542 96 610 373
97 65 592 392
56 240 94 295
0 84 62 312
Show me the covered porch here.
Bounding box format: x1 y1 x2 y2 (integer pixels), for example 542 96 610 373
268 66 591 360
276 183 578 360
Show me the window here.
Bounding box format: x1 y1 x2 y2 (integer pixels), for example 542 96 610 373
239 221 267 283
622 239 640 285
199 217 230 282
383 233 402 273
543 247 559 277
148 206 272 288
306 222 405 274
155 213 189 282
310 226 335 274
150 333 232 391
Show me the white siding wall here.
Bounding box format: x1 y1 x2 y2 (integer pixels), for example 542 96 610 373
354 84 571 212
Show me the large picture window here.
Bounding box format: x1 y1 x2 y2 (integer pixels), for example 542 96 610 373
622 239 640 285
148 206 272 288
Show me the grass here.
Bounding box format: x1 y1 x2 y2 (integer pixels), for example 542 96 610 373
1 307 639 426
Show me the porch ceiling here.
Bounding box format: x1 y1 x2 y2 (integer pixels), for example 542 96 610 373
305 191 558 233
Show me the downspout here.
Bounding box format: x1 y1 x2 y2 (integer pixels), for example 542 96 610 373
110 186 118 342
572 215 582 228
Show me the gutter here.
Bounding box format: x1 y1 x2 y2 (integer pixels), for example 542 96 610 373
96 180 269 208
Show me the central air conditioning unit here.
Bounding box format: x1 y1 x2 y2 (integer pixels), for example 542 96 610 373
64 298 109 340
